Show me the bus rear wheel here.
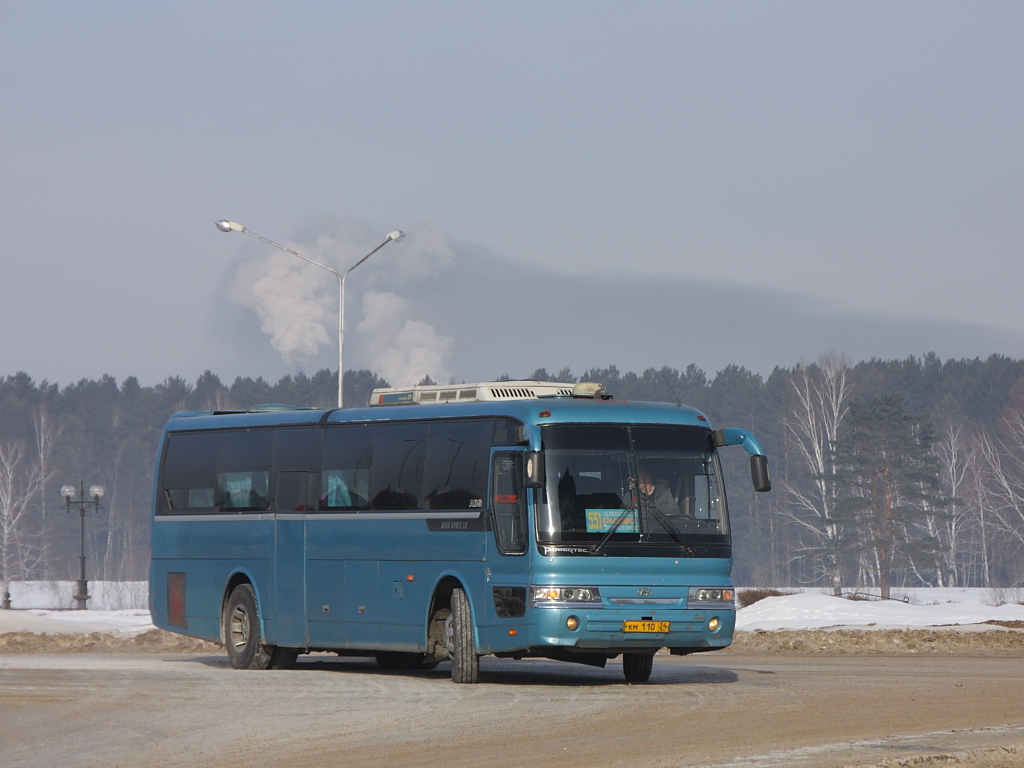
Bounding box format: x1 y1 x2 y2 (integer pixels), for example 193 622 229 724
622 652 655 683
224 584 274 670
449 587 479 684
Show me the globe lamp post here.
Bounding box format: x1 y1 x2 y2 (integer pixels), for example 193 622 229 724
61 482 104 610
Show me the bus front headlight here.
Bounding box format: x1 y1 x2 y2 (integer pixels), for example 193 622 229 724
688 587 735 605
530 586 602 607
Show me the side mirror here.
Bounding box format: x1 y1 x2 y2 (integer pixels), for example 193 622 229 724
750 455 771 493
524 451 545 488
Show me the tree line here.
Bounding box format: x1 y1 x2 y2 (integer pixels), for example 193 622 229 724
2 353 1024 594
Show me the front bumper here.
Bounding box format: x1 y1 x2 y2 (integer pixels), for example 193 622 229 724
486 604 735 655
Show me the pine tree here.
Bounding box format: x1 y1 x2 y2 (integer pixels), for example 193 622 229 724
833 392 947 597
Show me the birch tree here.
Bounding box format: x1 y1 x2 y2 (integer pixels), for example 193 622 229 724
966 430 994 587
781 354 852 593
33 406 61 519
0 441 42 603
974 405 1024 585
930 421 971 586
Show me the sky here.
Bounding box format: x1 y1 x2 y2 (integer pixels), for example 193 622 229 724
2 2 1022 388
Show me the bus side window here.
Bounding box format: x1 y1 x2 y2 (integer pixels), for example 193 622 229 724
274 427 322 471
215 470 270 511
370 422 429 510
276 471 314 512
321 424 373 511
422 419 493 511
323 468 369 509
215 430 273 512
492 453 527 555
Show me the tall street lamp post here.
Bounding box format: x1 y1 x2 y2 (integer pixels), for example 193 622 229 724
60 481 104 610
216 220 404 408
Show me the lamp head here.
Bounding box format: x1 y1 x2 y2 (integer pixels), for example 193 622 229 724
216 220 244 233
386 230 405 242
89 484 105 500
60 484 76 501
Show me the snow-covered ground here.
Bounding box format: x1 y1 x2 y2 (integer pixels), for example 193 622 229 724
0 608 155 635
1 583 1022 636
736 590 1024 631
0 581 152 635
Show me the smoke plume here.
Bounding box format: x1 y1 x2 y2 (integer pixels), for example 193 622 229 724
358 290 454 386
228 219 455 373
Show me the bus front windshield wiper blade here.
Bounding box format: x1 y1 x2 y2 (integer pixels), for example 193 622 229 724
644 506 697 557
592 504 636 555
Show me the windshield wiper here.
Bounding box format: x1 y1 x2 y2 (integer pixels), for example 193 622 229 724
643 506 697 556
592 504 636 555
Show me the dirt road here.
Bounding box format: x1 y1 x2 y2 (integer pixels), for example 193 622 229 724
2 651 1022 768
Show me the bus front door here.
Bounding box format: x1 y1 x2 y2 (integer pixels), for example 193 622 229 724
483 451 531 646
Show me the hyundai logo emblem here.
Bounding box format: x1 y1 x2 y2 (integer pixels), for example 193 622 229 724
638 588 652 597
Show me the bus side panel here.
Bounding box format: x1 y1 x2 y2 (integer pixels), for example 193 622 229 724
270 518 306 648
150 519 273 643
305 517 486 651
343 559 379 647
151 519 274 561
306 558 346 647
378 559 434 651
152 558 271 643
150 557 216 639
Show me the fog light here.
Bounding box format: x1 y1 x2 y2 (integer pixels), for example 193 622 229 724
708 617 720 632
566 616 579 631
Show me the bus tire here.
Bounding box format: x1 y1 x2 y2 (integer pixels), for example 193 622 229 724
450 587 479 684
224 584 274 670
622 652 654 683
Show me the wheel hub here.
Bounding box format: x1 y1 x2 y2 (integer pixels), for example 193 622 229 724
230 605 249 651
444 611 455 658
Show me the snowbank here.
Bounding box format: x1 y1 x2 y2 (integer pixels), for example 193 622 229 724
737 592 1024 631
4 580 147 610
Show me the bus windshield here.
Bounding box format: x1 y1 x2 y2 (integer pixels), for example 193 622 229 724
538 424 729 550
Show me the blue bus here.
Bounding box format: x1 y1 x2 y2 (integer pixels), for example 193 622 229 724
149 380 771 683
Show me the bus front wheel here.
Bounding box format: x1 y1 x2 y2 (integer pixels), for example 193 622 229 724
224 584 274 670
448 587 479 684
622 652 655 683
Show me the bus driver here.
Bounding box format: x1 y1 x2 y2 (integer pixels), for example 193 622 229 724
637 470 679 517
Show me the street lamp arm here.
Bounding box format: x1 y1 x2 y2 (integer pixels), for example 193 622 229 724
236 227 343 282
346 237 393 275
216 220 404 409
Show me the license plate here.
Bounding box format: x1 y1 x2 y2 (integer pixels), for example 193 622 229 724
623 621 670 633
